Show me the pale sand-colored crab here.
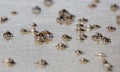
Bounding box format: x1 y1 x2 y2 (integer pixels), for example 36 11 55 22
116 15 120 25
35 59 48 68
78 18 88 24
111 4 119 12
80 58 89 64
4 58 16 67
88 3 97 9
34 30 53 45
44 0 54 7
96 52 106 59
76 23 84 28
93 0 100 3
56 17 65 25
20 28 31 34
75 27 86 33
77 34 88 42
62 34 72 41
101 37 111 45
106 26 116 32
93 24 101 29
57 9 75 25
11 11 18 16
32 6 41 14
91 32 103 44
75 50 83 56
0 16 9 24
85 25 94 31
56 43 67 50
3 31 13 40
102 59 113 71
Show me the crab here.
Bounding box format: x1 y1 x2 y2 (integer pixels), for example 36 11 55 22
75 50 83 56
0 16 9 23
76 23 84 28
31 22 37 32
59 9 70 17
116 15 120 25
101 37 111 45
80 58 89 64
102 59 113 71
57 9 75 25
35 59 48 68
44 0 53 7
111 4 119 12
11 11 18 15
32 6 41 14
85 25 94 31
88 3 97 9
56 17 65 25
62 34 72 41
20 28 30 34
34 30 53 45
78 18 88 24
75 27 86 33
56 43 67 50
106 26 116 32
91 32 103 44
93 0 100 3
3 31 13 40
96 52 106 59
93 24 101 29
77 34 88 42
4 58 16 67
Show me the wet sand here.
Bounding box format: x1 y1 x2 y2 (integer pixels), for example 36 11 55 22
0 0 120 72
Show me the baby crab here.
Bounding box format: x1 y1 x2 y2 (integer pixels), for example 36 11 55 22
3 31 13 40
58 9 70 17
93 0 100 3
32 6 41 14
96 52 106 59
31 22 37 32
34 30 53 45
76 23 84 28
80 58 89 64
88 3 97 9
115 15 120 25
75 27 86 33
106 26 116 32
93 24 101 29
77 34 88 42
34 33 46 43
78 18 88 24
56 16 65 25
75 50 83 56
0 16 9 23
20 28 30 34
91 32 103 44
56 43 67 50
57 9 75 25
35 59 48 68
41 30 53 39
62 34 72 41
4 58 16 67
111 4 119 12
101 37 111 45
102 59 113 71
65 15 75 25
11 11 18 15
81 34 88 38
85 25 94 31
44 0 54 7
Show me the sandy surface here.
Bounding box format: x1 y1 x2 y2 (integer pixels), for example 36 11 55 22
0 0 120 72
